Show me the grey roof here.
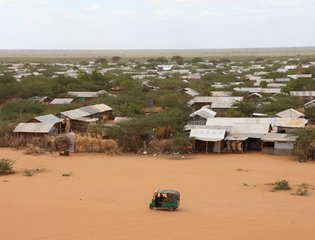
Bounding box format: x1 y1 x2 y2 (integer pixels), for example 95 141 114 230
68 91 105 98
304 100 315 108
261 133 297 142
13 123 55 133
290 91 315 97
206 117 307 129
211 91 232 97
231 123 271 134
183 88 200 97
190 129 225 142
288 74 312 79
274 118 307 128
225 123 271 140
77 117 99 123
252 113 268 117
50 98 74 104
234 87 281 94
275 78 291 82
80 104 112 114
188 96 243 109
34 114 63 124
190 107 216 119
114 117 131 124
225 134 249 141
60 109 91 120
275 109 304 119
206 118 274 127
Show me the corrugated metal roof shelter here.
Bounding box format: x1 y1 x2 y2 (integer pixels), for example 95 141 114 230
274 118 307 128
261 133 297 155
261 133 297 142
188 96 243 109
304 100 315 108
234 87 281 94
211 91 232 97
34 114 63 124
206 118 275 128
275 109 304 119
183 88 200 97
190 107 216 119
13 123 55 134
190 128 225 154
60 109 91 120
68 91 105 98
226 123 271 140
50 98 74 104
232 123 271 134
190 129 225 142
290 91 315 97
80 104 112 114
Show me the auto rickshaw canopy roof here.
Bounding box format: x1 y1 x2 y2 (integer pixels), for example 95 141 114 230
155 189 180 200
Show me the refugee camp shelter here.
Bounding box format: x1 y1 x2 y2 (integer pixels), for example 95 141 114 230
80 103 113 121
68 90 106 102
188 96 243 114
50 98 74 105
28 114 63 133
275 108 304 119
60 109 98 132
13 123 57 136
189 128 226 154
189 107 217 125
274 118 308 133
225 123 271 152
261 133 297 155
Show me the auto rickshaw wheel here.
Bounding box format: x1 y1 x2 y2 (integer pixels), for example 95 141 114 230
168 207 175 211
149 205 153 209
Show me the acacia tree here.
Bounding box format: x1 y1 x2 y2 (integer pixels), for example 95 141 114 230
171 55 184 65
111 56 121 63
292 129 315 162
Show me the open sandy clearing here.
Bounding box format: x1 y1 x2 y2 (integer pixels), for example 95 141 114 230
1 148 315 240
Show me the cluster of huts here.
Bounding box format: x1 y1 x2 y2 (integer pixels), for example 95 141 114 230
186 107 307 155
13 103 113 140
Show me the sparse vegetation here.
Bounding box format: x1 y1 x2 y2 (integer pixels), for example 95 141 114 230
293 183 309 196
273 180 291 191
292 129 315 162
23 168 46 177
0 159 15 175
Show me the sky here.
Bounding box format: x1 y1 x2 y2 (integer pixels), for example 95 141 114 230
0 0 314 49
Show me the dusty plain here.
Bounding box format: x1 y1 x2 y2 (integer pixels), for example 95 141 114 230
1 148 315 240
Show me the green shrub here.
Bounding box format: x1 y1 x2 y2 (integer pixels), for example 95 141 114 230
273 180 291 191
0 159 15 175
23 169 34 177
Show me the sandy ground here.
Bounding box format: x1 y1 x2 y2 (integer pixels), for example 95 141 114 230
1 148 315 240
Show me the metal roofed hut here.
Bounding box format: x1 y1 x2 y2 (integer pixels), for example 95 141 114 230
225 123 272 153
13 123 58 148
28 114 63 134
79 104 113 122
188 107 217 126
189 128 226 154
59 109 97 133
261 133 297 155
68 90 107 102
188 96 243 116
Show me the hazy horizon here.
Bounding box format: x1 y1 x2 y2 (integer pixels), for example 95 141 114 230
1 0 314 50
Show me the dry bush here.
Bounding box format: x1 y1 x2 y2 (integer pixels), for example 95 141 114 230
75 135 119 154
147 140 174 154
24 144 45 155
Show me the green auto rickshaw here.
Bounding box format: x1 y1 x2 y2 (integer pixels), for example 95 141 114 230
149 189 180 211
